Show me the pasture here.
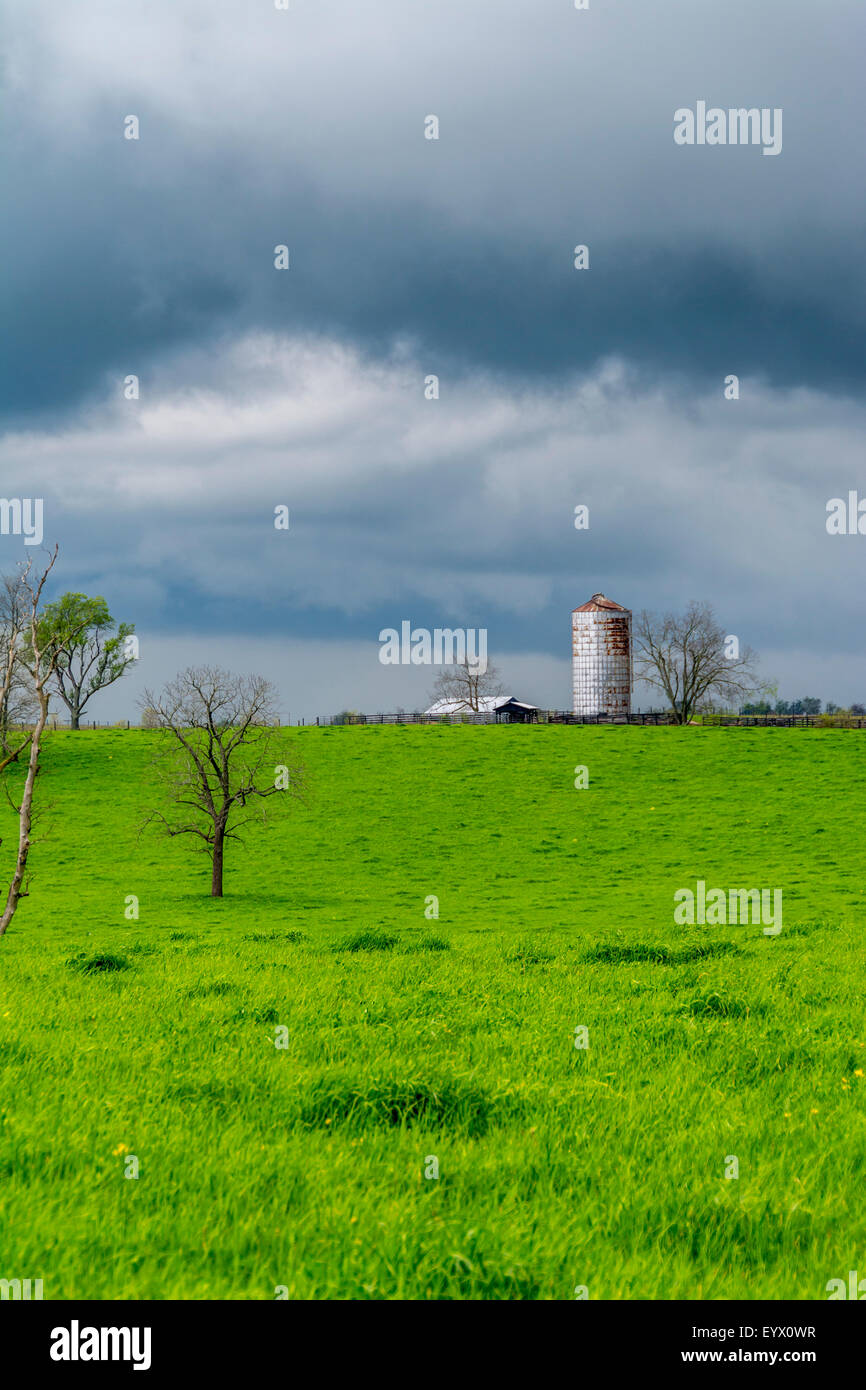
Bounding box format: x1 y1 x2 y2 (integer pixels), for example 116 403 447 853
0 725 863 1299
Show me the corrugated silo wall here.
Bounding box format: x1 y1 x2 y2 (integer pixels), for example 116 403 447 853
572 610 633 716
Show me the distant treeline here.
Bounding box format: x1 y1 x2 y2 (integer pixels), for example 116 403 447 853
740 699 865 716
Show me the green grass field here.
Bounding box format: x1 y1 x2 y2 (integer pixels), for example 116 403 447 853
0 725 863 1300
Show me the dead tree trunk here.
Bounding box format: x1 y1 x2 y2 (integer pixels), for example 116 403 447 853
0 697 46 937
0 550 62 939
210 819 226 898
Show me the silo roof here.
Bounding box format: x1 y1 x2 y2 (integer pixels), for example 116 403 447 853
572 593 630 613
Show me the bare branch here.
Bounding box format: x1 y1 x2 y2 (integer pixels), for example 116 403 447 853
140 667 306 898
634 602 764 725
428 660 504 713
0 547 64 937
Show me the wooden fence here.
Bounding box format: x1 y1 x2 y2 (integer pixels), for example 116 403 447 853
305 711 866 729
6 713 863 731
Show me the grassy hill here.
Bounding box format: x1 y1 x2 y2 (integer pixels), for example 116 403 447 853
0 725 863 1299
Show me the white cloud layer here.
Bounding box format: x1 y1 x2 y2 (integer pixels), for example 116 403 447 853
2 331 865 714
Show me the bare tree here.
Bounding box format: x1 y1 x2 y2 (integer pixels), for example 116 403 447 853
429 660 504 713
0 548 87 939
141 667 305 898
0 575 37 751
634 601 764 725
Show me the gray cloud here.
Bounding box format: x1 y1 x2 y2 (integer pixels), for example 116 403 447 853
2 0 864 715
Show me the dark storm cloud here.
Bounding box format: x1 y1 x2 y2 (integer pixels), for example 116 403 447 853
3 0 866 424
4 147 865 427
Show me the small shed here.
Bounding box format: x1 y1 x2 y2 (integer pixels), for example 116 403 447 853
424 695 539 723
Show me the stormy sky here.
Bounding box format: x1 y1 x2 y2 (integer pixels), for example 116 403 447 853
2 0 864 718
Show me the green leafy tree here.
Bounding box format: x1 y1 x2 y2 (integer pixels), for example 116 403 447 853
37 594 135 729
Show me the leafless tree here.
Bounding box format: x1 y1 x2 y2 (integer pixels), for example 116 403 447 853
634 601 764 725
429 660 504 712
141 667 306 897
0 575 37 751
0 548 88 939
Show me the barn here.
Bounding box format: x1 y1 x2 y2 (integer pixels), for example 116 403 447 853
424 695 539 723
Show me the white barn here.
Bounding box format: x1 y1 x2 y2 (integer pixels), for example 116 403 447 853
424 695 538 723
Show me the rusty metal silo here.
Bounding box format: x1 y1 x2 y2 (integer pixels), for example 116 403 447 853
572 593 632 718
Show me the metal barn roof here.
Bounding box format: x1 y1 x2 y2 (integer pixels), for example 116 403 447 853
424 695 538 715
